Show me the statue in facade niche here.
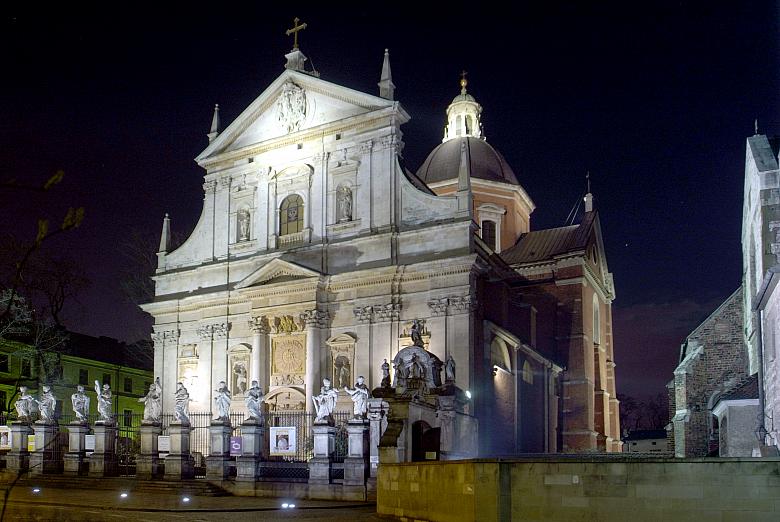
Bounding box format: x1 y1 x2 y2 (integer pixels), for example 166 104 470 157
95 380 113 423
71 385 90 423
237 208 250 241
445 355 456 383
381 359 391 388
409 353 425 379
337 185 352 222
214 381 232 422
245 380 264 423
37 385 57 424
174 382 191 424
345 376 370 419
312 378 338 423
14 386 35 421
138 378 162 423
410 320 424 347
233 362 248 395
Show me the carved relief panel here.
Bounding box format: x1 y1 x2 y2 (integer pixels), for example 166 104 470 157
270 333 306 389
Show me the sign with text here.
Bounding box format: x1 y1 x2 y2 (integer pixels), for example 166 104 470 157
230 436 242 456
269 426 296 456
85 434 95 456
158 435 171 457
27 434 35 452
0 426 10 450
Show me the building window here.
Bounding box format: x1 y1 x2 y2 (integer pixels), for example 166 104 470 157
102 373 111 387
21 358 31 377
0 354 7 373
124 377 133 393
280 194 304 236
79 369 89 385
481 220 496 251
0 390 5 411
123 409 133 427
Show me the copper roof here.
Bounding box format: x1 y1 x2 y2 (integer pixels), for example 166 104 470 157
416 137 520 185
501 212 595 265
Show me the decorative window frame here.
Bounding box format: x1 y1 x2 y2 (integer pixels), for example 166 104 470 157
477 203 506 253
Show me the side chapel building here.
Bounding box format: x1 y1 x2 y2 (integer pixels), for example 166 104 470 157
141 39 620 454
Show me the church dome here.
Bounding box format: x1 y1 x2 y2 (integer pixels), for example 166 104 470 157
416 136 520 186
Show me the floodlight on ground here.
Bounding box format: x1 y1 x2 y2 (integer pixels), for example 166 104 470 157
120 492 128 499
282 503 289 508
32 488 40 494
465 390 472 399
289 504 296 508
182 497 190 503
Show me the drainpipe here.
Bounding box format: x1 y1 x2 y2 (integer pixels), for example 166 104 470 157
755 308 767 443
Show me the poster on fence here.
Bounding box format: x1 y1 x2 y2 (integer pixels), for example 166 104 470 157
0 426 9 449
27 434 35 452
269 426 296 456
85 434 95 456
158 435 170 458
229 436 242 456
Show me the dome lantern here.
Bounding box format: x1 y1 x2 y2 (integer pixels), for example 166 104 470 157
443 71 483 142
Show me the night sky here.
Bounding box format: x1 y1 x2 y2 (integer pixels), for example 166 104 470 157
2 3 778 399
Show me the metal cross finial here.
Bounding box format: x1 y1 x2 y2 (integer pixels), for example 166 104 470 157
586 171 591 193
286 17 308 50
755 118 759 135
460 70 468 94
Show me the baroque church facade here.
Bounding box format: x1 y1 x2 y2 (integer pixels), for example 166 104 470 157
141 41 621 454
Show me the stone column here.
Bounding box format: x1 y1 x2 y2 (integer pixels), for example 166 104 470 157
344 419 369 487
89 422 118 477
164 422 195 480
302 310 327 414
136 422 162 479
30 421 61 475
236 419 264 482
367 398 388 479
6 422 33 472
308 423 336 485
64 422 90 475
249 317 270 389
206 420 232 480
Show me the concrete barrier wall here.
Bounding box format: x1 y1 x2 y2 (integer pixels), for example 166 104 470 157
377 457 780 522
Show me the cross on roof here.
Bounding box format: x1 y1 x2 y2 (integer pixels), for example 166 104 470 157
285 17 307 50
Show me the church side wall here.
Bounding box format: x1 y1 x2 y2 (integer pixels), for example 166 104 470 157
762 287 780 448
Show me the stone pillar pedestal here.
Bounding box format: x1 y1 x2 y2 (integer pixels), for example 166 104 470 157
164 422 194 480
6 422 33 473
344 419 369 486
308 423 336 485
29 421 61 475
64 423 89 475
89 422 118 477
367 398 389 479
206 421 232 480
136 422 162 480
236 420 263 482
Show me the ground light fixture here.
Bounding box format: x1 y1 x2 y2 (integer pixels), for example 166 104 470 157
31 488 40 494
182 497 191 503
120 492 128 499
281 503 296 509
465 390 472 399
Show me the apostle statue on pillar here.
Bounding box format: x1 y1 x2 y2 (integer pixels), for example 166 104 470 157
214 381 232 423
139 377 162 424
36 385 57 424
245 380 265 424
174 382 191 424
71 385 90 423
95 380 113 423
312 378 338 423
14 386 35 421
344 376 370 419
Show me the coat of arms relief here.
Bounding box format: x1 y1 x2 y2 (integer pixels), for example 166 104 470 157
277 82 307 133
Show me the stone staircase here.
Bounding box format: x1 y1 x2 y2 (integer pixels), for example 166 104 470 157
4 475 231 497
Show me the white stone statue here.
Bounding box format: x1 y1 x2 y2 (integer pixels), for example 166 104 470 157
381 359 391 388
214 381 231 422
174 382 191 424
14 386 35 421
71 385 90 423
245 380 264 423
410 319 424 347
337 185 352 222
138 377 162 423
312 378 338 423
94 380 113 423
233 362 248 395
445 355 456 383
36 385 57 423
237 208 250 241
344 376 370 419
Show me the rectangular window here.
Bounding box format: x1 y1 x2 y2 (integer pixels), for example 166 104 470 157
79 369 89 385
102 373 111 387
0 354 7 373
124 377 133 393
0 391 6 411
123 409 133 427
481 220 496 251
21 358 31 377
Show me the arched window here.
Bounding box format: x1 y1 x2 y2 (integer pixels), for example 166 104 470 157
280 194 304 236
522 360 534 385
465 115 473 135
481 220 496 251
593 294 601 345
456 115 464 136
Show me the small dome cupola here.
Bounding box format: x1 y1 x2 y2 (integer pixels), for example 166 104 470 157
443 71 483 142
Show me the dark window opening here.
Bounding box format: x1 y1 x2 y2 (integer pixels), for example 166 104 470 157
481 220 496 251
0 354 7 373
124 377 133 393
79 369 89 385
102 373 111 387
21 358 31 377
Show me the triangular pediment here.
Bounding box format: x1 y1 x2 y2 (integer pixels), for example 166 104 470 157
235 258 321 289
197 69 396 163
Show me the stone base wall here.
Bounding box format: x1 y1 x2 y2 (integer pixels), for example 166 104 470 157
377 457 780 522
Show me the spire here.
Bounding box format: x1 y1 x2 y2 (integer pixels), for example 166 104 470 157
584 172 594 213
443 71 483 142
755 118 759 136
158 213 171 254
378 48 395 100
457 140 473 214
207 104 220 143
